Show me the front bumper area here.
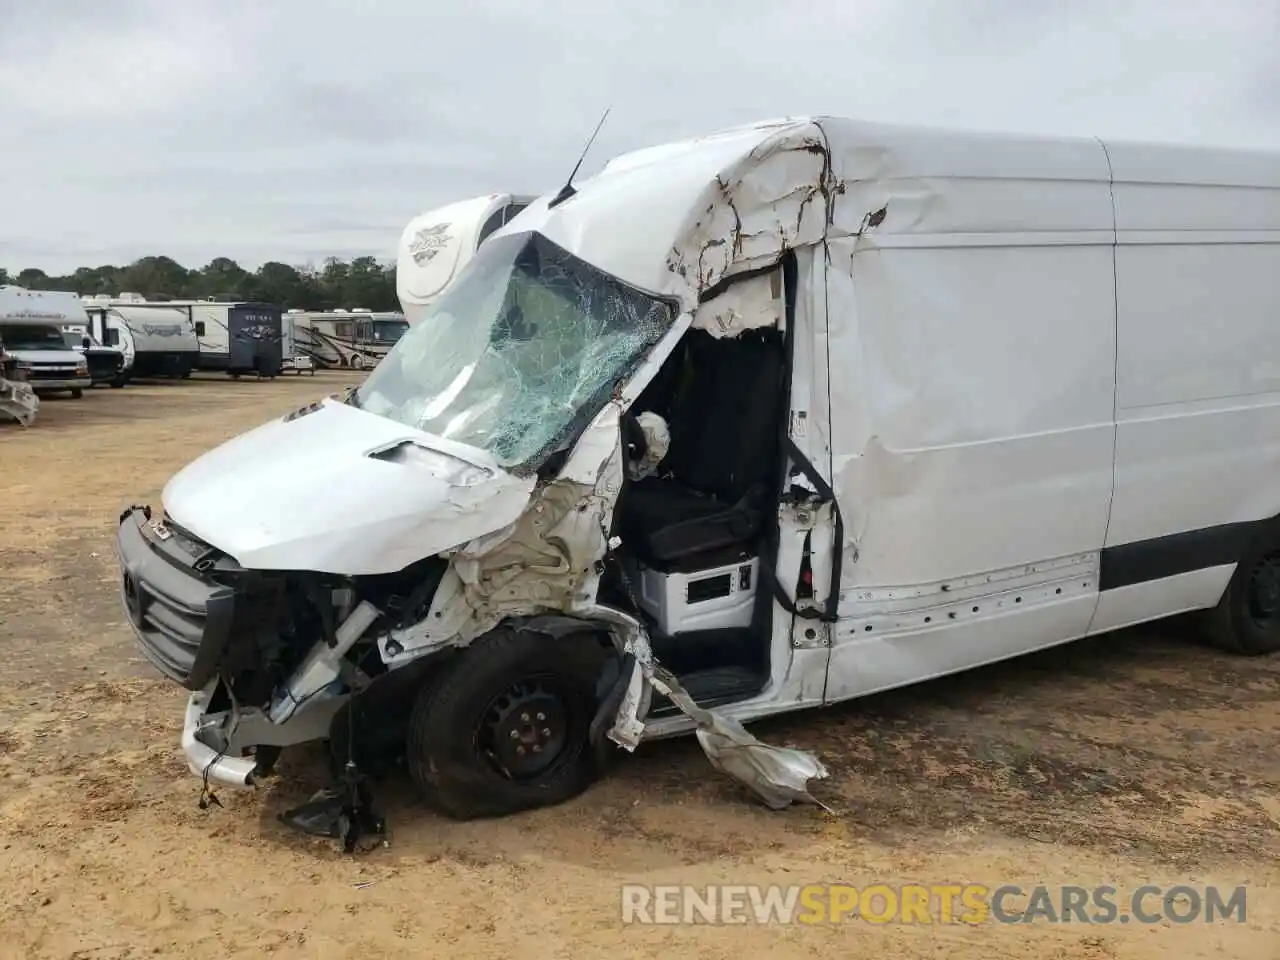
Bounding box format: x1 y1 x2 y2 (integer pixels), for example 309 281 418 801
183 685 260 788
31 375 91 392
115 505 235 690
182 677 349 790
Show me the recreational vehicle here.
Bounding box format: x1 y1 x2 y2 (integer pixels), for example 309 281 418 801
397 193 536 327
115 117 1280 830
155 300 284 377
278 313 314 375
0 286 91 398
80 298 200 383
288 309 408 369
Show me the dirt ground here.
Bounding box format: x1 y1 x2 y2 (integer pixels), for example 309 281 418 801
1 372 1278 959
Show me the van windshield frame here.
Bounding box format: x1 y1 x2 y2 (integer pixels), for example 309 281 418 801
0 324 72 351
353 230 676 475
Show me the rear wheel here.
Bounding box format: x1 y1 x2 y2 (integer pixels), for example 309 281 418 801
406 627 606 820
1202 532 1280 656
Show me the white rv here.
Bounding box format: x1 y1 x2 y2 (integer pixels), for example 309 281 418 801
0 286 91 398
80 297 200 383
288 309 408 369
151 300 284 377
115 117 1280 830
396 193 536 327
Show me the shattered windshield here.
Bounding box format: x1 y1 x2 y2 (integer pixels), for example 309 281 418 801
354 230 674 472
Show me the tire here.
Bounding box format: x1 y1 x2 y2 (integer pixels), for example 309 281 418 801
1201 529 1280 656
350 356 365 371
406 627 608 820
248 744 282 777
110 379 125 389
70 388 83 399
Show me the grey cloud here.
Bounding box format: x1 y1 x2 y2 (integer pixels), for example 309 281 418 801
3 0 1279 273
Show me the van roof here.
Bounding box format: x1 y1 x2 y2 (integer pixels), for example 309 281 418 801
505 116 1280 309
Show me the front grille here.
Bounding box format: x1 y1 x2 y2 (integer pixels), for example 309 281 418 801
116 507 238 690
28 366 81 380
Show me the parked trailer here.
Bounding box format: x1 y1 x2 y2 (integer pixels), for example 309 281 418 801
287 309 407 370
153 300 284 377
80 298 200 383
115 117 1280 829
396 193 536 327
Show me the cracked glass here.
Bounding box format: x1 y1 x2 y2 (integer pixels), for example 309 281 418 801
354 231 675 472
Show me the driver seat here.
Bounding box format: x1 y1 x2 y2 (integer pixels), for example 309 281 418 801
618 329 782 567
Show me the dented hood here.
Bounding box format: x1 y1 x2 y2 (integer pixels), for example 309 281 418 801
161 398 535 574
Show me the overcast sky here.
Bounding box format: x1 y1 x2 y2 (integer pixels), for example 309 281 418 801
2 0 1277 273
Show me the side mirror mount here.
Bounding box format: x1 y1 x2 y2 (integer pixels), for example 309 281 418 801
82 336 92 349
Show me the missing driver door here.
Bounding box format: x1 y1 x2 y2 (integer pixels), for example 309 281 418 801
771 247 838 702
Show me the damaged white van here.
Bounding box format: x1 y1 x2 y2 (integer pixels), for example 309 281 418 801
116 116 1280 830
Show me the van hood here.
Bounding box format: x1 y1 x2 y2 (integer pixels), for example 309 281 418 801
161 397 536 575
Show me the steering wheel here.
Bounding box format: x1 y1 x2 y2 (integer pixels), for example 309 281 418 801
622 410 648 462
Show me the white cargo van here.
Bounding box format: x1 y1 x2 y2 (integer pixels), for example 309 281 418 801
396 193 536 327
114 117 1280 829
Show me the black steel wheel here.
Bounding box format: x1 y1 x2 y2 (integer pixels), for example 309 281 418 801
1203 536 1280 656
406 627 609 820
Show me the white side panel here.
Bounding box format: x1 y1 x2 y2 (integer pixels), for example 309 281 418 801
1105 158 1280 546
822 225 1117 701
826 241 1117 585
1089 565 1236 636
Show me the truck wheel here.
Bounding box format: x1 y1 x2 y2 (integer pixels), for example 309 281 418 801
110 380 125 389
70 388 83 399
1201 532 1280 656
247 744 282 777
406 627 606 820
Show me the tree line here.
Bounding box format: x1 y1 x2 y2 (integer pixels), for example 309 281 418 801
0 255 400 312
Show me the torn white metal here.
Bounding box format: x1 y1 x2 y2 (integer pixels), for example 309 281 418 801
0 376 38 426
646 666 830 811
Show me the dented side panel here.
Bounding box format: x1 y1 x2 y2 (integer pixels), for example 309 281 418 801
819 153 1119 702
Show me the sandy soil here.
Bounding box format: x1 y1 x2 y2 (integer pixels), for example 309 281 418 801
1 373 1278 959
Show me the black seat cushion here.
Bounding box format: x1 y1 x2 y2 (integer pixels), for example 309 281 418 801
619 328 782 565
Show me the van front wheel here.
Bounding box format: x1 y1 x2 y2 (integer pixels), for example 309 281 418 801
406 627 603 820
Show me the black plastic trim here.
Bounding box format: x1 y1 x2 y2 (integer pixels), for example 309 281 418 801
115 507 237 690
1099 519 1266 592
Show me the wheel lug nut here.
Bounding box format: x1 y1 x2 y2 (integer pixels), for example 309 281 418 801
521 713 530 722
509 729 519 739
516 746 526 755
532 745 542 753
541 728 551 737
536 712 545 721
